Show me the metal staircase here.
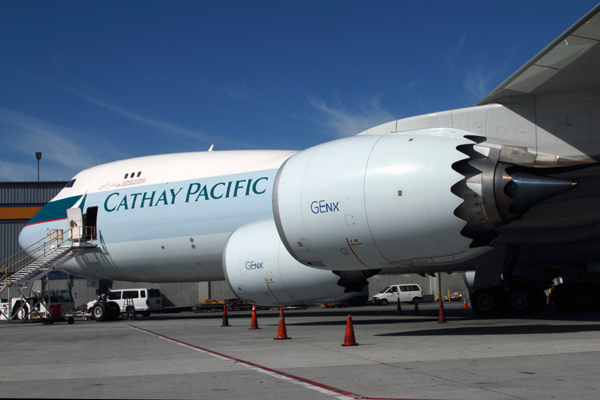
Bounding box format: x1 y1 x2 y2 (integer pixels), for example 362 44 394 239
0 228 96 297
1 247 75 293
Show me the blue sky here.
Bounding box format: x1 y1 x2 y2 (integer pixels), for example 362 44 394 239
1 1 598 181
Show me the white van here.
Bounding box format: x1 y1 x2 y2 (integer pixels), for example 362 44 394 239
373 284 423 305
87 288 163 319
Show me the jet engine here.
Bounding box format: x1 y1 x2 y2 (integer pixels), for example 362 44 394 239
273 129 577 271
223 219 361 306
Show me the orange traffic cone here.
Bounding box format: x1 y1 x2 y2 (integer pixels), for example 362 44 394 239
249 304 260 330
274 307 291 340
438 299 447 323
414 302 420 315
341 315 359 346
396 300 403 315
221 305 230 327
463 297 468 309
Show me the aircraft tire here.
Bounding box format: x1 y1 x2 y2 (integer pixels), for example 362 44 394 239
472 287 505 317
108 302 121 320
573 283 595 311
92 302 109 321
505 285 535 316
550 284 572 308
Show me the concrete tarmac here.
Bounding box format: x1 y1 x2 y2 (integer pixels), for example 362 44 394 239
1 302 600 399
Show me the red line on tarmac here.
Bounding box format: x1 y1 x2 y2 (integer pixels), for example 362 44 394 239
128 324 432 400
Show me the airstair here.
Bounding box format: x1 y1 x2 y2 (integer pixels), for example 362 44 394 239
0 227 96 321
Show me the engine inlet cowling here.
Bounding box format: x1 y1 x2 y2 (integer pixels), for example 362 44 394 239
273 128 478 271
223 219 357 306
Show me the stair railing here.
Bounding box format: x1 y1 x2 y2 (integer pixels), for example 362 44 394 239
0 227 94 288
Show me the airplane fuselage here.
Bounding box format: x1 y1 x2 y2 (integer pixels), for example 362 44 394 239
19 150 297 282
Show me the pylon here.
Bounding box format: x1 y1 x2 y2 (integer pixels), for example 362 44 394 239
249 304 260 330
463 297 468 309
274 307 291 340
396 300 403 315
341 315 359 346
414 302 420 315
438 299 447 323
221 305 230 327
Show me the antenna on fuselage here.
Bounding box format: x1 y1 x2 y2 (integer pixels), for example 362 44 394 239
208 144 214 152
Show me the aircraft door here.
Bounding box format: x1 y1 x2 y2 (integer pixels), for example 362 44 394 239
67 207 83 243
84 206 98 239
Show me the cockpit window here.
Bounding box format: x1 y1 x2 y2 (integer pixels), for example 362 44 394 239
137 171 142 177
65 179 76 188
124 173 129 179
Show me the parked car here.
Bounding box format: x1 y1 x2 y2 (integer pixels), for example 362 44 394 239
444 292 463 301
86 288 163 320
373 284 423 305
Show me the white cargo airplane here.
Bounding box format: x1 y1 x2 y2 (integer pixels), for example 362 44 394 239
19 4 600 319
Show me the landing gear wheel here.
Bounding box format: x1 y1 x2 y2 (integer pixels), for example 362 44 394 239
379 299 388 306
472 287 506 317
573 284 595 311
505 286 535 316
92 302 109 321
108 302 121 320
550 284 571 308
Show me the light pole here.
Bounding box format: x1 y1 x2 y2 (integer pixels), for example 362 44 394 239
36 152 42 182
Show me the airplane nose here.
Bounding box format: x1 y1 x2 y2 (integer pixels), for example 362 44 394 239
18 223 39 252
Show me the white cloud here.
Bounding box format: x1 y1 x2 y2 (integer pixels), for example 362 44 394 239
0 160 35 182
0 107 125 180
2 64 222 145
223 83 256 104
447 34 467 74
463 64 495 100
309 95 396 138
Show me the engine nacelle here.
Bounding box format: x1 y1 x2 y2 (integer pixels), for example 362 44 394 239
273 129 476 270
223 219 355 306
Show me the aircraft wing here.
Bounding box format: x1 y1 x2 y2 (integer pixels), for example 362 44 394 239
478 4 600 106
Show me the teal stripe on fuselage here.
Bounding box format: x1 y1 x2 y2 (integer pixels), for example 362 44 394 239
26 196 81 225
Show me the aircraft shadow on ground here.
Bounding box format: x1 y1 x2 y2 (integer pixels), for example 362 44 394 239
375 323 600 336
113 304 600 324
286 317 472 326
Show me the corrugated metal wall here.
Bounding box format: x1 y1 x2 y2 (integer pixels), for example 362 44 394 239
1 222 26 264
1 182 67 269
0 182 66 204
